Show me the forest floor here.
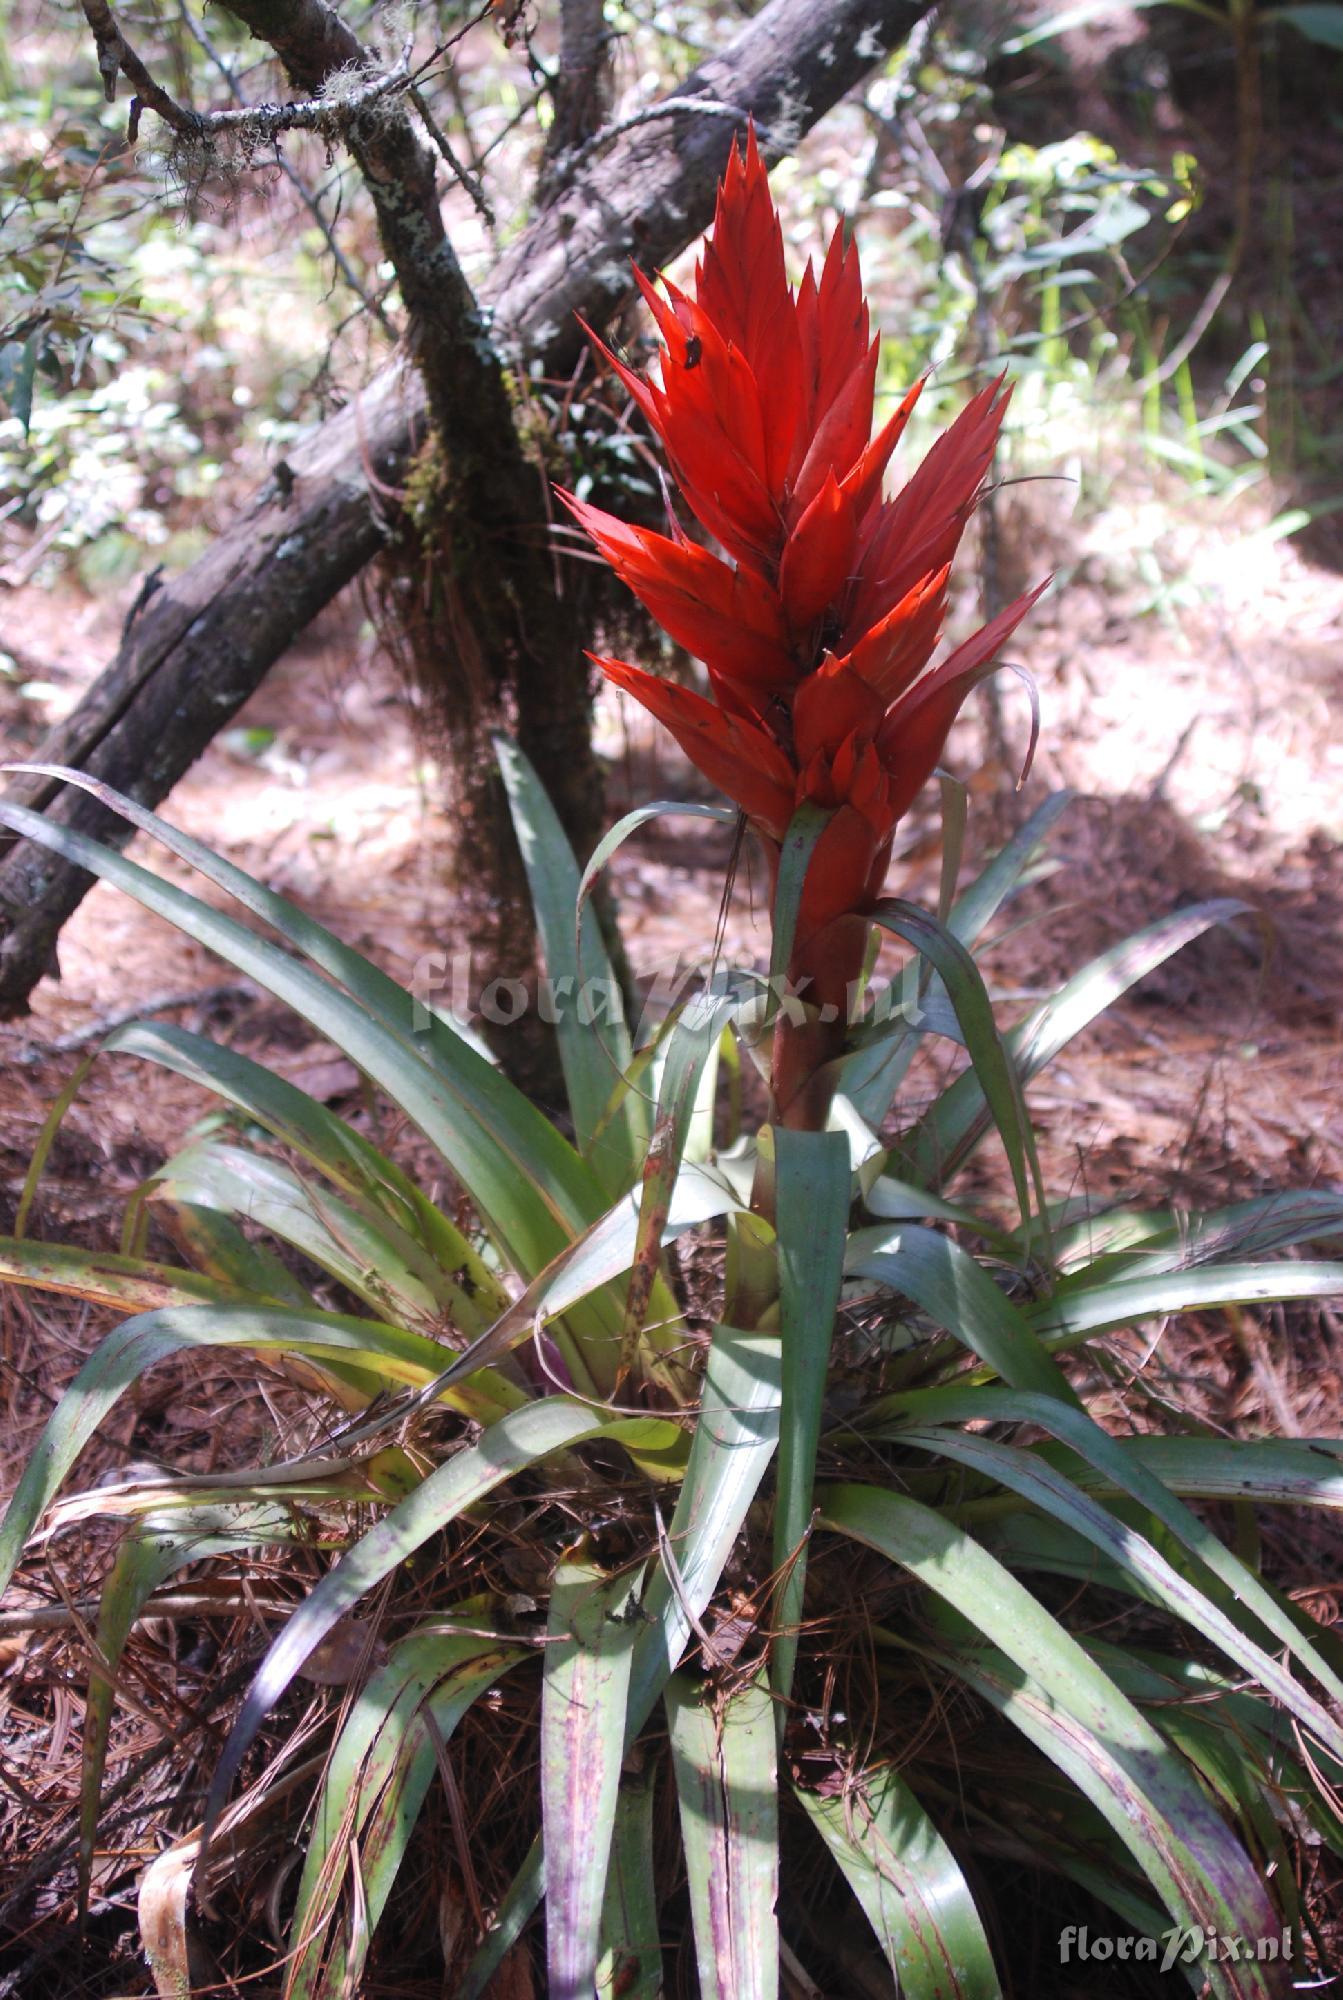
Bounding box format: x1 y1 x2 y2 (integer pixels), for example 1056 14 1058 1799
1 453 1341 1987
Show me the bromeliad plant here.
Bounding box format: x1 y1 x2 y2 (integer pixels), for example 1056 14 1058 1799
1 134 1342 1999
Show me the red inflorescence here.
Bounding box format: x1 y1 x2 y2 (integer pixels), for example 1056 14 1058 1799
564 127 1044 1122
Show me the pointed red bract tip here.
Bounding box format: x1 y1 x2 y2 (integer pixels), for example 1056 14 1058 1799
594 653 794 834
559 488 796 698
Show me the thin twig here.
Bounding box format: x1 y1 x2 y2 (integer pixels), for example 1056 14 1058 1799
81 0 420 151
478 81 548 164
1134 268 1235 393
409 84 493 229
653 1502 735 1668
549 93 767 184
79 0 201 135
0 1592 293 1638
10 982 255 1064
183 58 416 141
175 0 396 336
440 61 495 227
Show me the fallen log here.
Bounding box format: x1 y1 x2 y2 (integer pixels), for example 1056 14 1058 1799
0 0 927 1014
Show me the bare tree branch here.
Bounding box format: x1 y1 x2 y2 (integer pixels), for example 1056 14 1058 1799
79 0 202 135
175 0 397 334
0 0 932 1014
408 82 493 227
209 0 489 451
210 0 617 912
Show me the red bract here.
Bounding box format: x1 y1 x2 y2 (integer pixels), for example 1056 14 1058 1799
565 127 1044 1126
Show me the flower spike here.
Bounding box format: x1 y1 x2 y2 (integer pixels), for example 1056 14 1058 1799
572 125 1044 1127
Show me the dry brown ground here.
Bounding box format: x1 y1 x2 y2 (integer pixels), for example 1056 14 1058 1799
0 461 1340 1990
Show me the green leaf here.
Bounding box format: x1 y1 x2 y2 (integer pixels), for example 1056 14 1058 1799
866 1385 1343 1715
543 1557 643 2000
200 1397 672 1871
629 1327 781 1733
840 792 1070 1128
0 1303 527 1599
769 801 832 1012
458 1842 544 2000
919 1624 1287 2000
332 1322 772 1996
15 1050 96 1240
149 1137 473 1334
151 1201 313 1307
684 1022 731 1165
0 1235 275 1314
845 1224 1078 1402
934 771 969 925
80 1504 296 1920
288 1624 520 1999
616 983 747 1377
462 1330 782 2000
944 792 1071 949
1091 1645 1343 1865
105 1021 505 1319
497 734 645 1193
796 1765 1000 1999
576 800 736 946
597 1768 662 1998
667 1673 778 2000
430 1157 742 1396
860 1172 1010 1246
871 900 1042 1237
7 763 493 1056
973 1509 1136 1596
0 789 613 1286
822 1484 1287 1996
892 1424 1343 1762
1054 1432 1343 1509
1027 1260 1343 1349
1114 1684 1301 1922
5 332 39 432
772 1128 850 1706
1043 1187 1343 1276
906 899 1250 1191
